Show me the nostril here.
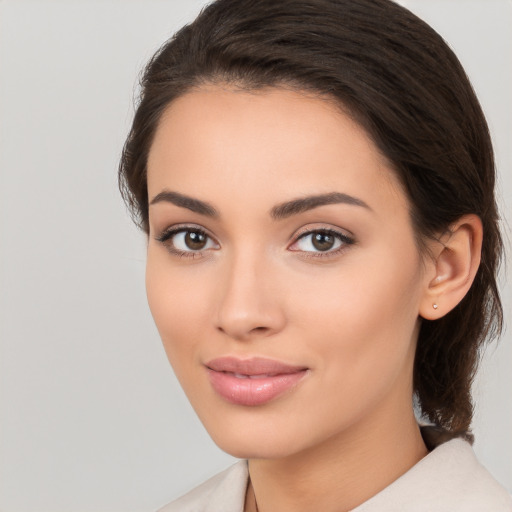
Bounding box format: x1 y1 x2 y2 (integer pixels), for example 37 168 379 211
252 326 269 333
216 324 271 339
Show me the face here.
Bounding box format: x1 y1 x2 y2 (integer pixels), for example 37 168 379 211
146 86 431 459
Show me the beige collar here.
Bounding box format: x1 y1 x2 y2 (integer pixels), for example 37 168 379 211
159 437 512 512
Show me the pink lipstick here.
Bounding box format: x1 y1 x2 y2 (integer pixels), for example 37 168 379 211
205 357 308 406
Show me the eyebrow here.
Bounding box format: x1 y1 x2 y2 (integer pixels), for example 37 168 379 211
149 190 218 217
270 192 371 220
149 190 370 220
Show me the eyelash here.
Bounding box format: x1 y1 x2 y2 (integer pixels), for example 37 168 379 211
155 225 355 260
156 225 215 259
290 228 355 259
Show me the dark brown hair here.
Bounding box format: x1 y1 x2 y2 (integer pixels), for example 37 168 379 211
119 0 503 440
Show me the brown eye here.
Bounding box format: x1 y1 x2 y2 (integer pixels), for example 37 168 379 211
185 230 208 250
311 232 336 251
157 227 219 255
289 228 354 255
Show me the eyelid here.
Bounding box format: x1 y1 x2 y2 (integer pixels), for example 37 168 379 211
155 223 216 241
155 223 220 258
292 223 354 240
288 224 355 257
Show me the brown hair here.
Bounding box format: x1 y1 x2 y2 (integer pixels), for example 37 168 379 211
119 0 503 440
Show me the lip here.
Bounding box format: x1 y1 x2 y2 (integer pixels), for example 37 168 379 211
205 357 309 406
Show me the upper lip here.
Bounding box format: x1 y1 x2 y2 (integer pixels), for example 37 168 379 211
205 357 308 376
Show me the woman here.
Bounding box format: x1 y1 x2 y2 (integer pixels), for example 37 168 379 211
119 0 511 510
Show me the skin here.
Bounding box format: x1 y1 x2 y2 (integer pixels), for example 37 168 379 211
145 86 482 512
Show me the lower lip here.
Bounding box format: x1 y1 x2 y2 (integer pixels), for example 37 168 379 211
207 369 308 406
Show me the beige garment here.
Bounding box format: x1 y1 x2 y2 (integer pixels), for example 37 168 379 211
158 438 512 512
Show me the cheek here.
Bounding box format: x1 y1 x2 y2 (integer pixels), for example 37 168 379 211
290 249 423 387
145 253 211 369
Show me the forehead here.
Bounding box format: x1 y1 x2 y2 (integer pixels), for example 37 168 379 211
146 86 407 217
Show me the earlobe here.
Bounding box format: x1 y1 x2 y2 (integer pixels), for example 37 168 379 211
419 214 483 320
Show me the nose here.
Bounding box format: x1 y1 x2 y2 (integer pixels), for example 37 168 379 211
214 250 286 342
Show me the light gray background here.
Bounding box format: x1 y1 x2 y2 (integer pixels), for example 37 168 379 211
0 1 510 511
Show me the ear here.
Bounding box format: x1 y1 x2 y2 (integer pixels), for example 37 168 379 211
419 214 483 320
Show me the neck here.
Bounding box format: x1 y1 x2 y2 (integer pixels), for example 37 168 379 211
247 405 427 512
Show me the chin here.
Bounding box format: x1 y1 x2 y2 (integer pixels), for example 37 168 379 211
211 432 298 460
198 409 326 461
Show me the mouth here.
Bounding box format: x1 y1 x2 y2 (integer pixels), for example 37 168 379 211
205 357 309 406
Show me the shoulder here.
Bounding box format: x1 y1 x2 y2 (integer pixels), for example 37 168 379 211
157 461 248 512
354 438 512 512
